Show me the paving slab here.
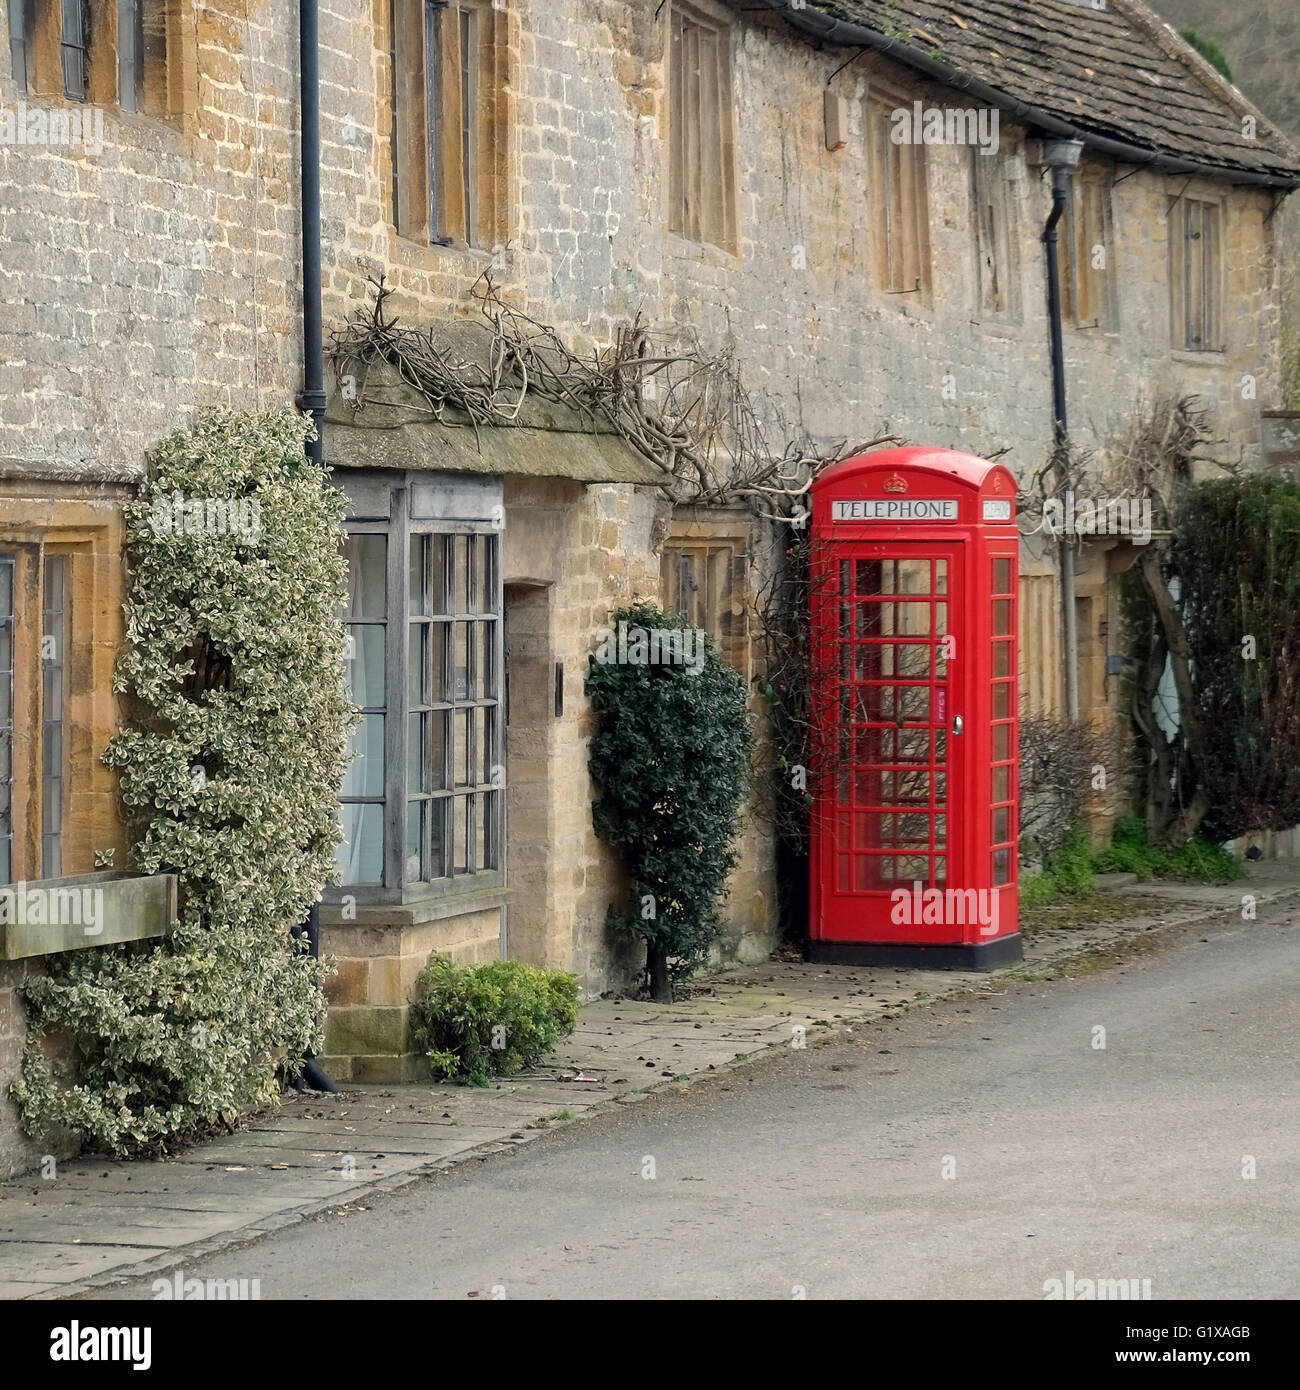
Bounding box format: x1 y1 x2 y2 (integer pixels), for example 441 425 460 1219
164 1128 454 1156
2 1202 274 1233
2 1192 302 1216
1 864 1296 1299
4 1220 234 1248
0 1242 171 1285
0 1280 60 1299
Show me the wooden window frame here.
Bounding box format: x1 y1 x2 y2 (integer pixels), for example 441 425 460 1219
1168 194 1224 354
390 0 507 251
1 545 41 886
1060 171 1115 331
971 147 1019 320
660 520 752 680
457 3 477 243
0 543 77 886
115 0 141 112
866 94 931 299
40 553 68 876
406 527 503 886
334 476 506 906
59 0 87 101
667 0 738 254
0 553 14 885
20 0 182 117
338 528 388 889
8 0 31 90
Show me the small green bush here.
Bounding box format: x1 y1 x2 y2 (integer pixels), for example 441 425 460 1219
1019 827 1096 907
411 957 580 1086
1094 815 1244 882
1179 29 1233 82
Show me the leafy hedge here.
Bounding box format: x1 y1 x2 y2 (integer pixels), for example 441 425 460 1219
1172 474 1300 843
411 957 580 1086
13 408 354 1153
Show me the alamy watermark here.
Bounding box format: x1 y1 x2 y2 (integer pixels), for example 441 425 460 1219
890 881 1000 937
1042 491 1152 544
1043 1269 1153 1300
592 620 707 677
49 1322 150 1370
152 1269 261 1300
0 882 103 936
150 492 262 544
1 102 104 155
890 102 999 155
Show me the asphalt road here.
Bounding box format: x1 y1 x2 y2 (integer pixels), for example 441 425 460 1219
87 912 1300 1300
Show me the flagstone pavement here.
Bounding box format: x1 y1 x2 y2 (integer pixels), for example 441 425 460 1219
2 863 1295 1300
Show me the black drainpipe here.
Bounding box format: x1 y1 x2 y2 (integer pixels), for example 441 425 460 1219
1043 164 1069 449
297 0 327 466
293 0 336 1093
1042 157 1079 724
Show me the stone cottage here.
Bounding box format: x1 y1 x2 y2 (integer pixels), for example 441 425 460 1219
2 0 1298 1147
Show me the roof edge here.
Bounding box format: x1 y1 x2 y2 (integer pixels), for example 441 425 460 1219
1113 0 1300 172
748 0 1300 190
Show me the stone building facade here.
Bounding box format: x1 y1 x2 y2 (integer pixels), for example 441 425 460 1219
2 0 1298 1115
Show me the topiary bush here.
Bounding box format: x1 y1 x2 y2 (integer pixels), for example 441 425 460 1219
411 957 580 1086
12 408 354 1154
586 599 752 1000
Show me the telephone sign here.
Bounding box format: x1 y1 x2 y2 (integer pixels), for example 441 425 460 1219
831 498 960 521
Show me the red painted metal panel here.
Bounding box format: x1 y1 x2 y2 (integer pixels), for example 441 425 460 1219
809 448 1019 954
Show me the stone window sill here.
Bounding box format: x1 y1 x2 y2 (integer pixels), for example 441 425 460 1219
319 885 508 929
1172 348 1228 365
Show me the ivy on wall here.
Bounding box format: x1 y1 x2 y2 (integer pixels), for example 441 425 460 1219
13 408 354 1153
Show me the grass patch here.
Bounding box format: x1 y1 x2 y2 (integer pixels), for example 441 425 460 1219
1020 828 1096 908
1093 816 1245 883
1022 817 1243 910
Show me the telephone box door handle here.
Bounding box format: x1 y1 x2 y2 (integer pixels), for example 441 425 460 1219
953 715 963 736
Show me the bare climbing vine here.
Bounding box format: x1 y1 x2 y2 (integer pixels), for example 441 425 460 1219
330 273 876 509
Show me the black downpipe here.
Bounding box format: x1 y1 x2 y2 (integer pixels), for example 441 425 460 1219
1043 168 1069 448
293 902 337 1093
293 0 336 1094
297 0 327 466
1043 166 1079 723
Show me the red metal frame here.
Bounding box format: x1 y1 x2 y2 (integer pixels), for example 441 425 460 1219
808 447 1020 966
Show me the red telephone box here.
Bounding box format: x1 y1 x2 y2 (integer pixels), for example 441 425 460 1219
808 447 1021 968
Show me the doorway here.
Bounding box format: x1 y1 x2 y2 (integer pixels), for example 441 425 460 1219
503 582 554 963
